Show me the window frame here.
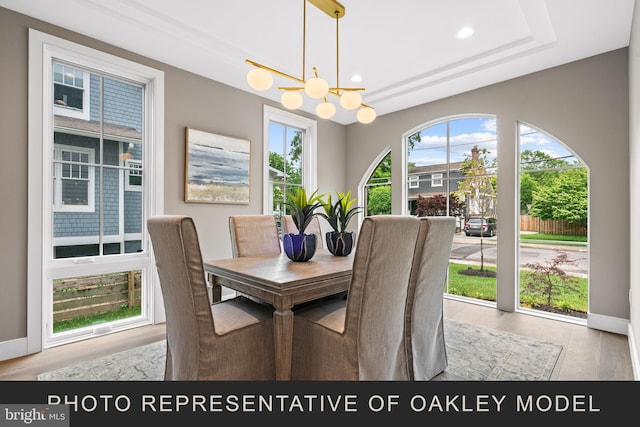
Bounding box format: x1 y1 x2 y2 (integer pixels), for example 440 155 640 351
53 62 90 121
52 144 95 212
28 29 165 353
431 172 444 187
124 158 143 192
262 105 317 214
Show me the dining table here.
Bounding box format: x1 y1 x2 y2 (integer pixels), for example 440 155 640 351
204 249 353 381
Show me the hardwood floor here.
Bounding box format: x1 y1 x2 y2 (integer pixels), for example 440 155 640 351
0 298 635 381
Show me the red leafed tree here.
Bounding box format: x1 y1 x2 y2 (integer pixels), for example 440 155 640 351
415 193 464 217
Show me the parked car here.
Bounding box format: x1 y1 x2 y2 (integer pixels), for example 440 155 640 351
464 216 497 237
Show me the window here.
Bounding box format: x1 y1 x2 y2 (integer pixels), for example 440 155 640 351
518 122 588 321
53 62 90 120
406 115 497 303
363 151 392 216
408 175 419 188
432 173 443 187
53 145 94 212
263 106 317 222
125 159 142 191
28 29 164 351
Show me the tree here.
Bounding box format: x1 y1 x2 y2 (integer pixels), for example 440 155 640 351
530 168 588 224
522 251 582 309
367 185 391 215
455 146 496 218
455 146 497 272
519 149 570 213
415 193 464 217
519 172 536 213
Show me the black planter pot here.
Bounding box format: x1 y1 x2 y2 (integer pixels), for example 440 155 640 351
326 231 355 256
283 233 317 262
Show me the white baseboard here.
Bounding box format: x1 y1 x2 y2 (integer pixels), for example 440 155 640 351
0 337 28 362
587 312 628 335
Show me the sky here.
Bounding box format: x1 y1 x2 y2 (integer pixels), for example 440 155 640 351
408 117 580 167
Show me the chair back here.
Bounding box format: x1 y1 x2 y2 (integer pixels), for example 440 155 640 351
147 215 215 379
229 214 282 257
405 216 456 380
343 215 421 380
282 214 324 249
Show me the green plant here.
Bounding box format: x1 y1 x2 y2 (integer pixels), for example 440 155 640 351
319 190 363 233
284 187 324 234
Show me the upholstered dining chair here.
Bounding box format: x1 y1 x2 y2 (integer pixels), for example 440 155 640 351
404 216 456 380
147 215 275 380
282 214 324 249
229 214 282 258
290 215 422 380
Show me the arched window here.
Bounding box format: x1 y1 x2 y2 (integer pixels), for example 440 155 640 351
406 115 498 304
518 123 588 322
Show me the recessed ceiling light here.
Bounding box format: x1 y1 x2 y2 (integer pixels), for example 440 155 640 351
350 74 362 83
456 26 475 39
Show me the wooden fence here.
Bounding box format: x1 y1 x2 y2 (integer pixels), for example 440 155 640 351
53 271 141 322
519 215 587 236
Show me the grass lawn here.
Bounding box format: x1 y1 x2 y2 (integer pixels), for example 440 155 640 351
53 306 142 333
447 262 587 315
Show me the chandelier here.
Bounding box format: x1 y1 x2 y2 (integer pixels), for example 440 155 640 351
246 0 376 124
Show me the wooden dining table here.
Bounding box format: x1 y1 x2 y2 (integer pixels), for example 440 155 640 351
204 249 353 381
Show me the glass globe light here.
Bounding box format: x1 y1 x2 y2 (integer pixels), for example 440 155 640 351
304 77 329 98
281 91 303 109
316 101 336 119
247 68 273 91
340 91 362 110
356 106 376 124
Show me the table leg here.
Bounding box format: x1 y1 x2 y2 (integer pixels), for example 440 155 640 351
272 307 294 381
207 273 222 303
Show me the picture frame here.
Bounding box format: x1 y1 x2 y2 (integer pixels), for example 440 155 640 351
184 127 250 204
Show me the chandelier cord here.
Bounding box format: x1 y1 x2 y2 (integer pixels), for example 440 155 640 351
335 10 339 93
302 0 306 82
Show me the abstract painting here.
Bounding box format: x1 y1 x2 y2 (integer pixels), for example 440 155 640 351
185 128 250 203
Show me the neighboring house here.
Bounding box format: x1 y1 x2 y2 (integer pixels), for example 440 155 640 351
53 64 143 258
408 145 497 218
407 161 464 215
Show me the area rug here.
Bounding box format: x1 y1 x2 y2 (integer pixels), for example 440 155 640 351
37 319 561 381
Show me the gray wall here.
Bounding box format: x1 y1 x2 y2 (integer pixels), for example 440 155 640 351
0 7 346 343
345 48 630 324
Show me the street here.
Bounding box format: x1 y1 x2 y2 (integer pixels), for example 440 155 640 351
450 233 588 277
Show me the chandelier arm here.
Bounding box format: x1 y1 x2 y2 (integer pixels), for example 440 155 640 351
245 59 305 84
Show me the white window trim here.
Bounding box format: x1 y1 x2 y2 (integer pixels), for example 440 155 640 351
124 159 143 192
53 144 95 212
408 175 419 188
53 64 90 121
262 105 317 213
28 29 164 354
432 172 444 187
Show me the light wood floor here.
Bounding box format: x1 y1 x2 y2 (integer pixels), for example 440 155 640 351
0 298 635 381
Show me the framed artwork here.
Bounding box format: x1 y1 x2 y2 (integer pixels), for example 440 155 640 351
184 127 250 204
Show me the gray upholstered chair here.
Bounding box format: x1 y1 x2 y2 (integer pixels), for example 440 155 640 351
290 215 421 380
229 214 282 258
282 214 324 249
404 216 456 380
147 215 275 380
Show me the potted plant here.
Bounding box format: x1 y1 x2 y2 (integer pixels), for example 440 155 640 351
319 190 363 256
282 187 324 262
